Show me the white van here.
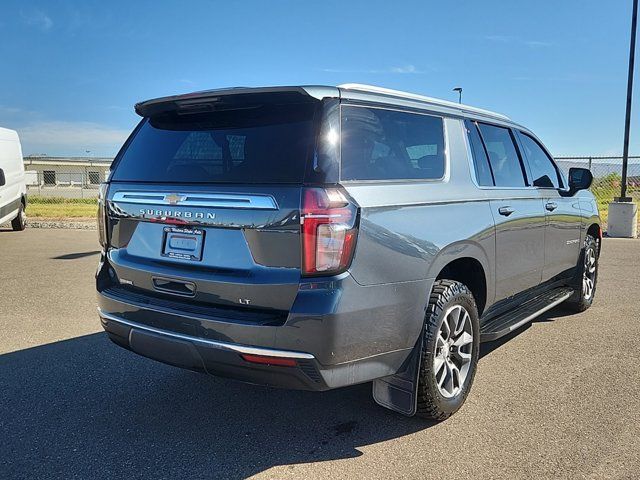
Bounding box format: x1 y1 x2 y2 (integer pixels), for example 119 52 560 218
0 127 27 231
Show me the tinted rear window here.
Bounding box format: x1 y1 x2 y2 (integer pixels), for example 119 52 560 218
112 103 316 184
477 123 526 187
340 106 445 181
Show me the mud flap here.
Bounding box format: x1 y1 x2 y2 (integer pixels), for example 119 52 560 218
372 334 423 416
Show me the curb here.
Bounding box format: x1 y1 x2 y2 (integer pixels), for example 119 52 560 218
26 220 97 230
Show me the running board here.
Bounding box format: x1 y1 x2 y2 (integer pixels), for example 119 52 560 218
480 288 573 342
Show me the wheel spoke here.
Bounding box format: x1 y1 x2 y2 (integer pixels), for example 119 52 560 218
440 317 451 341
449 362 461 391
453 333 473 363
447 306 462 337
437 362 448 388
433 353 445 374
453 331 473 347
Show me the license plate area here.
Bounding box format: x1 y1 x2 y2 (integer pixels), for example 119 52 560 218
162 227 204 261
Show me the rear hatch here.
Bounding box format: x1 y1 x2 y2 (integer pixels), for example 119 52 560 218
101 90 321 318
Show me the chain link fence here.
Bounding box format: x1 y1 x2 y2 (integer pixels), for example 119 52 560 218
21 158 111 220
24 157 111 200
20 156 639 225
555 156 640 225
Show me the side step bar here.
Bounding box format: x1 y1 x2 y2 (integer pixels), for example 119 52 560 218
480 287 574 342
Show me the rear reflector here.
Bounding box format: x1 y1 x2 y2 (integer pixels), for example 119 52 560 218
240 354 297 367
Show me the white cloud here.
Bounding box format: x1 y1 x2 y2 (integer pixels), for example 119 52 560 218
17 121 130 156
484 35 552 48
321 64 426 75
22 9 53 31
390 65 422 74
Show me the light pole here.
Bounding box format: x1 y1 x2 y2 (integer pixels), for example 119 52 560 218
453 87 463 104
618 0 638 202
609 0 639 237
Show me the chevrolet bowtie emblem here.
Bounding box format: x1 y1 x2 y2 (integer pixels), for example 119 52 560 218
165 193 186 205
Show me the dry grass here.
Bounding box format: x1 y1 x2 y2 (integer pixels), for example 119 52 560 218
26 197 97 220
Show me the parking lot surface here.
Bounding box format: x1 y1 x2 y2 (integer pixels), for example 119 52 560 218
1 228 639 479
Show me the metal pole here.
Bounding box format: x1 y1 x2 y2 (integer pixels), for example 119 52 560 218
453 87 463 104
619 0 638 201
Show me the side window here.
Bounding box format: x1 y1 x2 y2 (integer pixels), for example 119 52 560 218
477 123 526 187
340 106 445 181
464 119 494 186
518 132 561 188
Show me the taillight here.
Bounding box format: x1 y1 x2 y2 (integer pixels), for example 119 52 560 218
97 183 108 247
301 188 358 276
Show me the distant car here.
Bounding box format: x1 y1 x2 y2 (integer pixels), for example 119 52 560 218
0 127 27 231
97 84 601 419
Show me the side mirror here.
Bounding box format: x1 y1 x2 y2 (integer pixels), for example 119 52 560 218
0 168 5 187
567 167 593 195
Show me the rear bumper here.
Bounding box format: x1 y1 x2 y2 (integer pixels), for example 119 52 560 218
97 265 431 390
99 309 328 390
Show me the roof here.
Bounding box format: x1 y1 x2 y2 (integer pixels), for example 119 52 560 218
338 83 511 121
134 84 511 123
23 156 113 167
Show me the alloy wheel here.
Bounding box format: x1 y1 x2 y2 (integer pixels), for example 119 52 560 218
433 304 474 398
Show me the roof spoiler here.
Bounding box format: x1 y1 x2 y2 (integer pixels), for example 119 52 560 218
134 86 339 117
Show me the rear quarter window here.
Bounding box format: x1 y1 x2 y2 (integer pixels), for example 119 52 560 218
340 106 445 181
477 123 527 187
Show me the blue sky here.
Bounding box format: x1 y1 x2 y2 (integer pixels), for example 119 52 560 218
0 0 637 157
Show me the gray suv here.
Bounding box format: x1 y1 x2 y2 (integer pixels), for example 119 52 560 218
97 84 601 419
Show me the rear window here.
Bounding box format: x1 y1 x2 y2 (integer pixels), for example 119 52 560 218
477 123 526 187
112 103 317 184
340 106 445 181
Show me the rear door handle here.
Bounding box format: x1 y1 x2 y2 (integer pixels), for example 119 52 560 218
545 202 558 212
498 206 515 216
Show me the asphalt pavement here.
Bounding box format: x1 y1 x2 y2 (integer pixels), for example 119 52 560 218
1 228 639 479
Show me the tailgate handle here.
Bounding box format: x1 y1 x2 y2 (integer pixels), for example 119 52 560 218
152 277 196 297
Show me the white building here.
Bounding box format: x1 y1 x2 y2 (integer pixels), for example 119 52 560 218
23 156 113 196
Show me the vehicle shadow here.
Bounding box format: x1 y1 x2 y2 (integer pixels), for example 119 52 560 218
52 250 101 260
0 333 432 479
2 304 574 479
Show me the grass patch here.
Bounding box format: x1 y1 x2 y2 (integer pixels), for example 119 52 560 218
26 196 98 219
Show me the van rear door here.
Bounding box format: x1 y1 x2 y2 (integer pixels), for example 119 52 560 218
0 128 25 222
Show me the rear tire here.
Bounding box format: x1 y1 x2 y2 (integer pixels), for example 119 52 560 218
565 234 598 312
416 279 480 420
11 201 26 231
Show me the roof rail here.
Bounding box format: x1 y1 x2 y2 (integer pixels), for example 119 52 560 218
338 83 510 121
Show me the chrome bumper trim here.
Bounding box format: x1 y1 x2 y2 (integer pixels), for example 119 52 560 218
98 309 315 360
